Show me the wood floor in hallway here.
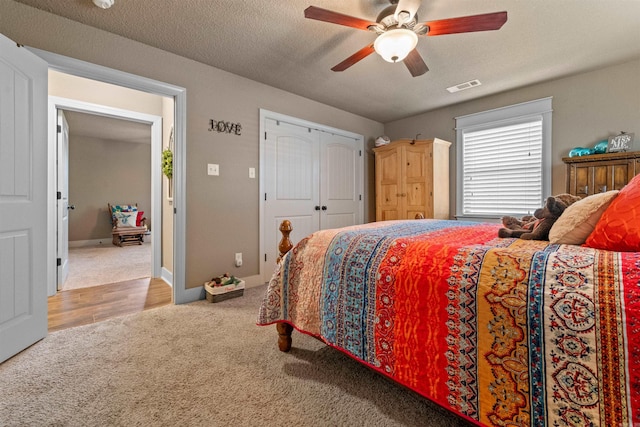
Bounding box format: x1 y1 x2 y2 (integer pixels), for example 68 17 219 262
48 277 172 332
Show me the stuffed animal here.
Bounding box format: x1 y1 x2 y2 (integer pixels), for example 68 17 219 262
554 193 581 208
501 214 537 231
498 194 578 240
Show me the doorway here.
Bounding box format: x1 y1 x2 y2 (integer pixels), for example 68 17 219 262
57 108 156 291
49 94 163 293
29 47 192 304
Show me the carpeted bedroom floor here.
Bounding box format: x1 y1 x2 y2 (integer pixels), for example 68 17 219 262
62 241 151 291
2 285 474 427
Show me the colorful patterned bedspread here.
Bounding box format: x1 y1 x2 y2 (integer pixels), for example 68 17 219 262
257 220 640 426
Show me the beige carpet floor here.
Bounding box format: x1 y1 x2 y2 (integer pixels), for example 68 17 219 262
62 241 151 291
0 286 473 427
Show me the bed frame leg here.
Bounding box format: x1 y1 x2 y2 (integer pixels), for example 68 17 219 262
276 323 293 352
275 220 294 352
277 219 293 262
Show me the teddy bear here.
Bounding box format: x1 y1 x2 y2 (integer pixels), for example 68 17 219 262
499 193 580 233
501 214 537 232
498 193 579 240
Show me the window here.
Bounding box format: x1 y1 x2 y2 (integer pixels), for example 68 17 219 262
455 97 552 221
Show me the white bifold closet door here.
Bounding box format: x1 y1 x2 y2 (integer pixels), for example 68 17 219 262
263 118 362 277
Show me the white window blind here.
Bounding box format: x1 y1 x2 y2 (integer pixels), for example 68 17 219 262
455 97 552 220
462 119 542 216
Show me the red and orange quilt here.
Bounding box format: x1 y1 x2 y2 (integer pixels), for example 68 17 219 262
257 219 640 426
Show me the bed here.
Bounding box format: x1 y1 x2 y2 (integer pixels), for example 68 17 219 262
257 179 640 426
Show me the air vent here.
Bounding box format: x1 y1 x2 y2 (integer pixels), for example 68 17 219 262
446 79 482 93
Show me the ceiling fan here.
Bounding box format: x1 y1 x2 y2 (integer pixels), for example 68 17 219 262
304 0 507 77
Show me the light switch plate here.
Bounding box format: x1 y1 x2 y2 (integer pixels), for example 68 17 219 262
249 167 255 179
208 163 219 176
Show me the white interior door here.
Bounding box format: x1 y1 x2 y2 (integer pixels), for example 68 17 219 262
56 110 69 289
263 119 319 271
0 34 48 363
261 114 364 280
320 132 362 230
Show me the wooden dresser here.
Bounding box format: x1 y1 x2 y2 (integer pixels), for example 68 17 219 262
563 151 640 197
374 138 451 221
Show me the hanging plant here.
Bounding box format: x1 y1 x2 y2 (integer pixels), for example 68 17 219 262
162 149 173 180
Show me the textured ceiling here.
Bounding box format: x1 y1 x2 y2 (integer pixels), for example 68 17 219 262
12 0 640 123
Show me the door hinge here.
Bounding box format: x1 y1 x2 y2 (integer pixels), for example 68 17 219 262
57 125 61 133
264 131 267 140
265 254 267 262
264 193 267 201
56 258 61 266
57 191 62 200
359 194 362 201
174 207 177 214
359 150 362 157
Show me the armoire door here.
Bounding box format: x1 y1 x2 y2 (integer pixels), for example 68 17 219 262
375 146 401 221
403 144 432 220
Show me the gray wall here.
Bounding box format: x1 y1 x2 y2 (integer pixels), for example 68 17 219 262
68 135 151 242
1 1 384 289
384 58 640 217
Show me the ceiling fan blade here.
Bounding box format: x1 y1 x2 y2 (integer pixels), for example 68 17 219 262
304 6 376 31
425 11 507 36
331 44 376 72
404 49 429 77
394 0 422 23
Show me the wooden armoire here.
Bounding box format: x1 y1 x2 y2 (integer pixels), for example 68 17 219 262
374 138 451 221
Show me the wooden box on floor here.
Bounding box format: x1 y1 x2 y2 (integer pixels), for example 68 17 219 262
204 280 245 303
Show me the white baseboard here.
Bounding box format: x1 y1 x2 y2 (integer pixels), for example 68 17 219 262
173 274 266 305
176 286 206 304
161 267 173 287
69 238 109 248
69 233 152 248
242 274 266 289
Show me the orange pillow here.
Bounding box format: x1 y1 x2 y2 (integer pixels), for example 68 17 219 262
585 173 640 251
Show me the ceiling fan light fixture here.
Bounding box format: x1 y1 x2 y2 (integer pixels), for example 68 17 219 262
92 0 114 9
373 28 418 63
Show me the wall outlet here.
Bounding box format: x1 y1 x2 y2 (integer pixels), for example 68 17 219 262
208 163 219 176
235 252 242 267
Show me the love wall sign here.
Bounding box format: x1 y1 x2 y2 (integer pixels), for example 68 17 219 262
208 119 242 136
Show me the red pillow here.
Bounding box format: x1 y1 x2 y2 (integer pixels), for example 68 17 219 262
136 211 145 227
585 173 640 251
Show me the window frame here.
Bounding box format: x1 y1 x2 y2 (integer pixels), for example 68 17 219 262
455 97 553 221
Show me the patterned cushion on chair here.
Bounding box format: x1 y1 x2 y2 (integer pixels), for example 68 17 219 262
110 204 138 214
114 211 138 228
109 203 140 229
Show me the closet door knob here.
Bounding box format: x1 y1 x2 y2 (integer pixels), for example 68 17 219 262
315 205 320 211
321 206 327 211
